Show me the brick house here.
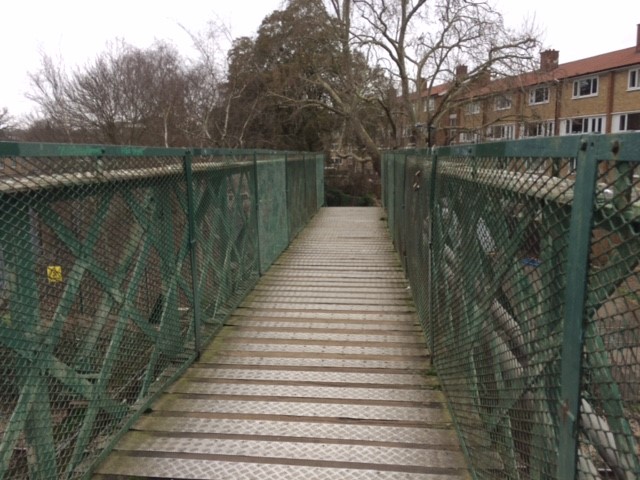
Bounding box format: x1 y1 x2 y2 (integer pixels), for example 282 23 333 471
409 24 640 146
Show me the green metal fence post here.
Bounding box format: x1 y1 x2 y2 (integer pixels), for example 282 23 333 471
317 154 325 210
557 137 599 480
428 149 439 360
183 151 202 357
284 153 292 242
302 153 308 219
252 151 263 276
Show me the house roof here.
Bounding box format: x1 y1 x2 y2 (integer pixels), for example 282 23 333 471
418 45 640 101
553 46 640 79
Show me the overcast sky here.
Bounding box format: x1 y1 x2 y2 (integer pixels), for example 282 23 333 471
1 0 638 118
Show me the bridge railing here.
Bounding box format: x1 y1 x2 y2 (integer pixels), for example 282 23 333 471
0 142 324 479
383 134 640 480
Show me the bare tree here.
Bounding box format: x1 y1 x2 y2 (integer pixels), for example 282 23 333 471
27 41 188 146
28 54 76 142
179 21 229 146
351 0 540 146
0 107 16 140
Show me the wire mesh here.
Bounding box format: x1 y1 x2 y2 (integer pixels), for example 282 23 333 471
0 142 323 479
286 153 308 239
577 144 640 480
383 134 640 480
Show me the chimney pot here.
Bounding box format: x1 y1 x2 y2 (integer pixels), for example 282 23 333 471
455 65 468 79
636 23 640 52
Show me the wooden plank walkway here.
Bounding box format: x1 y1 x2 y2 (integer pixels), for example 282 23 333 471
94 207 469 479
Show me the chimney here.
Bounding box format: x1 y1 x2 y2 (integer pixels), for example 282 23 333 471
455 65 468 80
476 69 491 86
637 23 640 52
540 49 559 72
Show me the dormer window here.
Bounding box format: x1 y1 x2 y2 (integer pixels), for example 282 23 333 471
572 76 598 98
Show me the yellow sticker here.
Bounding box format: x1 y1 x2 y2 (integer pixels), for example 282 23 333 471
47 266 63 283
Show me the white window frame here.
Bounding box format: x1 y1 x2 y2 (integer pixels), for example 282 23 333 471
494 94 512 111
523 121 555 137
486 124 515 141
466 101 481 115
562 116 605 135
572 76 598 98
529 86 550 105
629 68 640 90
459 131 479 144
615 112 640 132
424 97 436 112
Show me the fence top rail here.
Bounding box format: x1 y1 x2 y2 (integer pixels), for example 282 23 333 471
0 142 325 195
0 141 322 159
387 133 640 162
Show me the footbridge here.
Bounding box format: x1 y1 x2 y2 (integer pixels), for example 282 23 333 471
0 134 639 479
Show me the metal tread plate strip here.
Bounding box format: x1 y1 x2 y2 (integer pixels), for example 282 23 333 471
151 397 449 423
96 454 467 479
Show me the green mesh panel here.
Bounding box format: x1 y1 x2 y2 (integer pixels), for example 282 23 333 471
0 142 323 479
286 154 307 239
304 155 317 220
255 155 289 273
316 153 325 209
383 134 640 480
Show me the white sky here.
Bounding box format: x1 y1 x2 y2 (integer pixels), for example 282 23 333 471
1 0 638 119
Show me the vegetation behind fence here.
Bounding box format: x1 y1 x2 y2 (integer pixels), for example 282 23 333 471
0 142 324 479
383 134 640 479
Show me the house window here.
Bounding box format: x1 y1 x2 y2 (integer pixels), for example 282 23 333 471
487 124 515 140
618 112 640 131
572 76 598 98
466 101 481 115
459 131 479 143
529 86 550 105
563 116 604 135
524 121 555 137
495 95 512 111
629 69 640 90
448 114 457 127
424 97 435 112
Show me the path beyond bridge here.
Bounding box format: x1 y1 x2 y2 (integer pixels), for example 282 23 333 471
94 207 469 479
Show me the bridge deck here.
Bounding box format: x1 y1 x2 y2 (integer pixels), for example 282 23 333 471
94 207 469 479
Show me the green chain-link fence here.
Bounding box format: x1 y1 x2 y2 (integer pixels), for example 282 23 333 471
383 133 640 479
0 142 324 479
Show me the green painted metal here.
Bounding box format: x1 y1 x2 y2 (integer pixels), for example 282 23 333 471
428 150 439 359
383 133 640 480
557 139 599 479
0 142 324 479
255 155 289 273
183 151 202 356
315 153 325 209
